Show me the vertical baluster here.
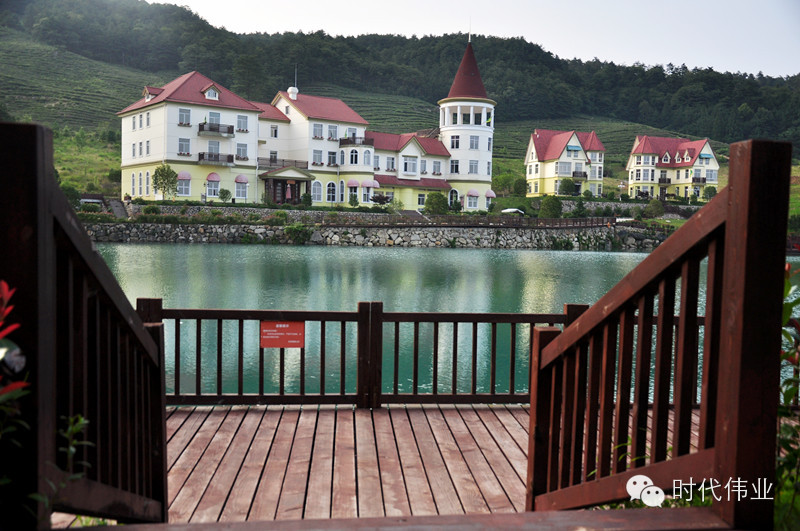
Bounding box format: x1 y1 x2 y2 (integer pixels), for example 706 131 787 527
452 322 458 395
216 319 223 396
597 321 618 478
490 322 497 396
559 348 575 488
195 319 202 396
631 293 654 467
393 322 400 395
413 322 420 395
320 321 327 396
571 341 588 486
614 306 635 472
674 255 700 457
699 238 723 449
300 346 306 396
238 320 244 396
174 318 181 397
280 347 286 396
433 321 439 395
547 360 563 491
472 322 478 394
510 322 517 395
653 275 676 462
583 333 601 481
340 321 346 395
259 347 265 396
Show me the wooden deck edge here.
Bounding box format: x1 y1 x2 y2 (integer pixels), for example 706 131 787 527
109 507 730 530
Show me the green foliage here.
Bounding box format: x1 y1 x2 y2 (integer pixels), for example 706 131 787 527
348 193 359 208
80 203 100 213
538 196 562 219
284 222 312 244
153 164 178 200
642 199 665 219
142 205 160 214
606 191 616 201
572 198 587 218
218 188 232 203
300 192 312 207
423 191 449 215
583 190 593 199
60 183 81 209
703 186 717 200
512 178 527 197
558 178 576 196
131 197 146 205
620 193 630 202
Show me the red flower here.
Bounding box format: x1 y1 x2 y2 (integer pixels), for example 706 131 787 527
0 380 29 396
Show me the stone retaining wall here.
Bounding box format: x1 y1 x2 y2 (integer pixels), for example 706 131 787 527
85 223 666 251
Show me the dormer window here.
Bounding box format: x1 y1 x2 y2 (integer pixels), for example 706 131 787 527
663 153 670 163
204 87 219 100
145 93 153 102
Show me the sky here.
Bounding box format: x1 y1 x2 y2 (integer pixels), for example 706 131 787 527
147 0 800 77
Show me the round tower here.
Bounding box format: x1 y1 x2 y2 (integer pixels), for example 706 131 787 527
438 42 496 208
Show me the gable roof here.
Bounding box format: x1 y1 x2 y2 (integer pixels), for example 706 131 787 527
631 135 711 167
118 71 261 115
530 129 605 162
272 91 368 125
250 101 291 122
444 43 489 101
366 131 450 157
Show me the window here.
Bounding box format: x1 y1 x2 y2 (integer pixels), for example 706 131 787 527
311 181 322 202
534 163 539 175
146 140 150 156
208 140 220 154
452 112 458 124
131 173 135 196
469 135 479 149
138 172 143 195
313 123 323 138
364 150 371 166
469 160 478 174
139 114 143 129
574 162 583 174
590 152 598 163
462 113 470 124
486 111 493 125
237 143 248 159
642 168 649 181
534 181 539 194
420 159 427 173
488 137 493 151
384 192 394 202
206 181 219 197
205 88 219 100
349 186 358 202
350 149 358 165
132 116 136 130
556 162 571 175
450 160 459 174
145 171 150 196
339 180 345 202
485 197 492 209
474 113 482 125
237 115 248 131
660 170 667 181
467 195 478 209
138 142 142 157
347 128 357 138
418 194 426 207
132 144 136 158
269 151 278 163
328 151 337 166
635 169 641 181
177 179 190 196
707 169 718 182
270 125 278 138
403 156 417 173
208 112 220 124
487 162 492 176
236 182 247 200
339 151 345 165
362 186 371 203
386 156 395 170
451 136 460 149
313 150 323 164
374 155 380 170
146 112 150 127
328 125 338 140
179 108 190 124
597 185 602 196
326 182 336 202
663 153 670 163
433 160 441 174
636 156 642 165
285 105 290 115
449 189 459 206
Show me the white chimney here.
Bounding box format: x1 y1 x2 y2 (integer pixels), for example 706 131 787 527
288 86 299 100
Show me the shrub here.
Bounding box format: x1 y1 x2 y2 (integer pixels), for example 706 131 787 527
81 203 101 213
349 193 359 208
218 188 232 203
142 205 160 215
606 191 616 201
583 190 593 199
703 186 717 200
538 196 563 218
423 191 449 215
210 209 223 217
131 197 147 205
558 178 576 196
620 193 630 202
642 199 665 219
284 222 312 244
61 184 81 209
300 193 312 207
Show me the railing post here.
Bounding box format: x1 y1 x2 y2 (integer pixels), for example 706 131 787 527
357 302 383 408
136 298 163 324
526 326 561 511
143 322 168 523
714 140 791 528
564 304 589 327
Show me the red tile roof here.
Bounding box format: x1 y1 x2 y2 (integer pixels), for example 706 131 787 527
118 71 262 115
631 135 710 167
374 174 451 189
250 101 290 122
365 131 450 157
273 91 368 125
445 43 489 100
531 129 605 162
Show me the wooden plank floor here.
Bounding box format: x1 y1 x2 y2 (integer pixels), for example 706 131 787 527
165 404 701 525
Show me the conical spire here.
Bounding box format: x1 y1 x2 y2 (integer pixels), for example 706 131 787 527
446 42 488 100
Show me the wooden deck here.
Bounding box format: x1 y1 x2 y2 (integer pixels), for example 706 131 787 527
164 404 701 525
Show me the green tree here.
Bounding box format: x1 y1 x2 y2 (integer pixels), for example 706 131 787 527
642 199 665 219
152 163 178 200
423 191 449 215
349 193 359 208
219 188 232 203
538 196 562 219
703 186 717 200
512 178 527 197
572 197 587 218
558 178 576 196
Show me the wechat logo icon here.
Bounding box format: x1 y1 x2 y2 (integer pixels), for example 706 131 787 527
626 474 665 507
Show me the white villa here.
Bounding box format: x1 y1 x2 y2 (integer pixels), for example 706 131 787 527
117 43 497 210
524 129 606 197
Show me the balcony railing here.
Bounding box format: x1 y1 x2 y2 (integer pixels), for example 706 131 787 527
658 177 671 184
198 123 235 136
571 171 588 179
198 152 234 166
693 177 707 184
257 157 309 170
339 137 374 147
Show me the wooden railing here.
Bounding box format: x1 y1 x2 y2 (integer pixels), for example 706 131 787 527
320 215 616 229
526 140 792 529
1 124 167 526
136 300 594 407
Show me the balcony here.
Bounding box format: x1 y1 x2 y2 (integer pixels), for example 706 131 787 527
339 137 374 147
257 157 309 170
659 177 671 184
198 152 234 166
198 122 235 137
571 171 587 179
692 177 707 184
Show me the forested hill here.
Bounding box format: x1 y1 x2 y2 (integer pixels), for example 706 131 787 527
2 0 800 151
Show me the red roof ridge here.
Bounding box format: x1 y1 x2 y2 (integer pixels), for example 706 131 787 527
272 90 368 125
441 43 493 102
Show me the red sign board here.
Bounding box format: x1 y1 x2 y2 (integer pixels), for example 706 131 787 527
260 321 305 348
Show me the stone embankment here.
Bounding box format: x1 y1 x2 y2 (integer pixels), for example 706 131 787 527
85 223 666 251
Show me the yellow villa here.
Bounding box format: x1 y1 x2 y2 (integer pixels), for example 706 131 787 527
525 129 606 197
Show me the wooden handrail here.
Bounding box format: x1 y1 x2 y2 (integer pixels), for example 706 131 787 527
526 140 792 529
1 124 167 526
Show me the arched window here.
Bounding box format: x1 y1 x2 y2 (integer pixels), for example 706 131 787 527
138 172 143 196
449 189 460 206
326 182 337 202
131 173 135 196
340 150 345 165
364 150 371 166
350 149 358 165
339 180 345 202
311 181 322 202
145 171 150 196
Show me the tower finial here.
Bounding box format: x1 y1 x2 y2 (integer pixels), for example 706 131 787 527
468 17 472 43
294 64 298 88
